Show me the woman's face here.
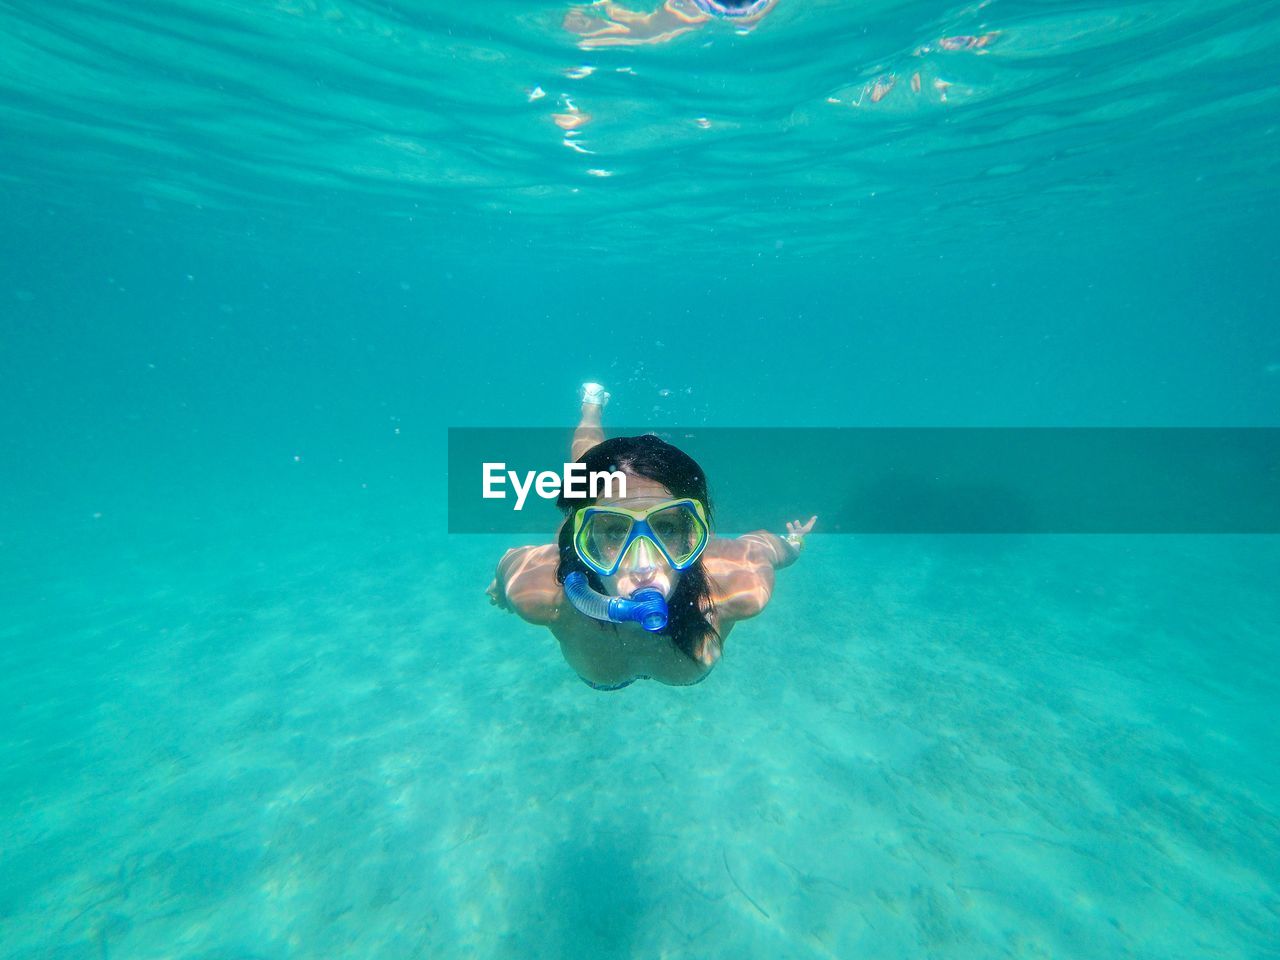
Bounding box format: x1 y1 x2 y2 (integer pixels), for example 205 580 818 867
596 473 682 600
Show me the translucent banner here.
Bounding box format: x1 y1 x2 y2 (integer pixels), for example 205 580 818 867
447 428 1280 534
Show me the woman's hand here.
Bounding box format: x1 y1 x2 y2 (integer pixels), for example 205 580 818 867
486 576 510 611
786 516 818 540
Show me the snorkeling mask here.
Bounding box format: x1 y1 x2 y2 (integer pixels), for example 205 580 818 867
563 498 710 633
572 498 710 577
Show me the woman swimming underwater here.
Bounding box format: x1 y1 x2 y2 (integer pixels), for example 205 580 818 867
487 382 816 690
564 0 777 48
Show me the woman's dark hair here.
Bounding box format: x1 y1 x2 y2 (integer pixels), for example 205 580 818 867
555 434 718 664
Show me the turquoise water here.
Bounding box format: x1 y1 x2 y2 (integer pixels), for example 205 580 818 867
2 1 1279 958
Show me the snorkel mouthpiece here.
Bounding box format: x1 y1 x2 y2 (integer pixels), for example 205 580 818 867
564 572 669 632
627 588 669 632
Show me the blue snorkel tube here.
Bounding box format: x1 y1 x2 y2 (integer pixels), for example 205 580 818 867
564 571 669 633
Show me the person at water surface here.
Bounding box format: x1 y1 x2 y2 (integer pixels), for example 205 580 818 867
487 382 816 690
564 0 778 48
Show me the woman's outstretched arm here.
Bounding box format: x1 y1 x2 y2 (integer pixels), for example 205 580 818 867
702 516 816 623
738 516 817 571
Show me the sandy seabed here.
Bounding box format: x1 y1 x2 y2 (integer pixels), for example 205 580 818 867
2 517 1276 960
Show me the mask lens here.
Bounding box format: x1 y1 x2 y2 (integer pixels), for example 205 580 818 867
582 511 633 571
648 501 704 567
